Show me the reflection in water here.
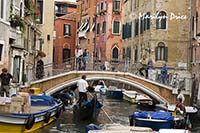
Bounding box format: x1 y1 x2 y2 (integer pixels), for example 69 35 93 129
32 97 200 133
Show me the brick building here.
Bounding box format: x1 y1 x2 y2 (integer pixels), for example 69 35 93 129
54 12 76 69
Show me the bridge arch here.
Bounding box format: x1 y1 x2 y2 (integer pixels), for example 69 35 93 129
30 71 190 105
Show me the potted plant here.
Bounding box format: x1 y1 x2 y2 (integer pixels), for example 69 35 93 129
9 13 25 31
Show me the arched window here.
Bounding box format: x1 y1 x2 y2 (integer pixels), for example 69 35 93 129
20 2 23 17
155 42 168 61
112 46 119 63
63 48 70 63
156 11 167 29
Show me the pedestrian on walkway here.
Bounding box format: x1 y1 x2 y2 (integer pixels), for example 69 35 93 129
36 56 44 79
0 68 13 97
82 49 89 70
139 55 148 78
147 58 155 80
160 63 168 85
76 75 89 107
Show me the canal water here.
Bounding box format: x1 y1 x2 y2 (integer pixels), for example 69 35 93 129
32 96 200 133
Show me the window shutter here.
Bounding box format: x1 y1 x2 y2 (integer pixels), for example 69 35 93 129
156 19 159 29
165 47 168 62
69 25 71 35
122 24 125 39
147 13 150 30
155 47 158 61
130 22 132 38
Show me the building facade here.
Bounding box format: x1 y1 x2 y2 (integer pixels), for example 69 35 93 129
95 0 123 69
76 0 96 69
123 0 194 91
54 12 76 69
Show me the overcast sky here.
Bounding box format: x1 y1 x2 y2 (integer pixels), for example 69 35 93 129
56 0 76 2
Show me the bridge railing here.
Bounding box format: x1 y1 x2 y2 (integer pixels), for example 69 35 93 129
29 56 189 91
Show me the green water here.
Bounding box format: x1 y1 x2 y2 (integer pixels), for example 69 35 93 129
32 98 200 133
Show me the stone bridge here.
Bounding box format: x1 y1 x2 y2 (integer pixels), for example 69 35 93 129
29 71 190 105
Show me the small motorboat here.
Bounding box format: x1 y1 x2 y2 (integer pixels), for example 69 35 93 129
73 94 103 121
122 90 153 106
106 86 124 99
135 94 153 106
0 93 64 133
122 90 137 103
86 123 154 133
159 129 191 133
155 103 198 124
129 111 185 131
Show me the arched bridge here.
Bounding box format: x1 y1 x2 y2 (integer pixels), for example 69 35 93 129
29 71 190 105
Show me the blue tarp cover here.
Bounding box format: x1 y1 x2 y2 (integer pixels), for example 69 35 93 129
31 95 56 106
132 111 174 121
82 100 103 108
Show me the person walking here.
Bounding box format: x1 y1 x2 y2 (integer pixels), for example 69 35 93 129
82 49 89 70
76 75 89 107
36 56 44 79
139 55 148 78
0 68 13 97
160 63 168 85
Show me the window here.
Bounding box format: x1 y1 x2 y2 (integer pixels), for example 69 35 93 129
143 12 150 31
134 19 139 36
36 0 43 24
97 23 100 34
0 44 2 61
64 24 71 37
134 46 138 63
101 2 104 11
20 2 23 17
112 46 119 62
0 0 4 19
113 20 120 34
155 42 168 61
156 11 167 29
112 0 120 11
63 48 70 63
102 21 106 33
140 17 143 34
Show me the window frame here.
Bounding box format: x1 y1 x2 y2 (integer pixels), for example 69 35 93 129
112 0 120 12
156 11 167 30
155 42 168 61
63 24 71 37
112 20 120 35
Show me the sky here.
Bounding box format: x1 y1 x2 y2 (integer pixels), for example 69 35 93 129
56 0 76 2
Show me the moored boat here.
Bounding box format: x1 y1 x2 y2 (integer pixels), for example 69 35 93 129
106 86 124 99
122 90 137 103
129 111 185 131
86 123 154 133
0 94 64 133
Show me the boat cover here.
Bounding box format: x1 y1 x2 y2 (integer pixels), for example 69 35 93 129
31 95 56 106
132 111 174 121
82 100 103 108
85 124 102 133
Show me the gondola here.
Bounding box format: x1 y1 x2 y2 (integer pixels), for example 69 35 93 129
73 94 103 121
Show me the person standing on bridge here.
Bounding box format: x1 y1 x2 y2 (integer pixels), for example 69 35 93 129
76 75 89 107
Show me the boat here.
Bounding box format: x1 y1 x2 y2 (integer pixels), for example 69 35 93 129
122 90 153 106
129 111 185 131
73 94 103 121
106 86 124 99
155 103 198 123
122 90 137 103
86 123 154 133
155 104 198 114
159 129 191 133
0 93 64 133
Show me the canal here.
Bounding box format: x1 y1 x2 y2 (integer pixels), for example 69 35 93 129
32 96 199 133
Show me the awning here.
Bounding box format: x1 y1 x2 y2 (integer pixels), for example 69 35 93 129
78 22 85 31
79 20 88 31
90 23 95 32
